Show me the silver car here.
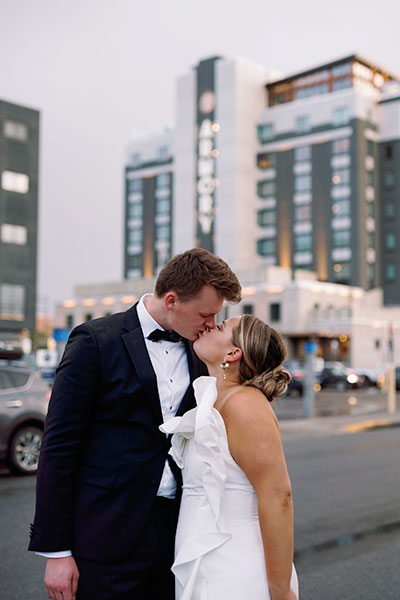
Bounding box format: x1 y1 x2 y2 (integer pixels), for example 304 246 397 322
0 361 51 474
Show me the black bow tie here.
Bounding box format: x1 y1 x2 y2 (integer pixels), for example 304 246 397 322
148 329 183 343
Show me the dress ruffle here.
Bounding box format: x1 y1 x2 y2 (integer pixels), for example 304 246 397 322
160 376 232 599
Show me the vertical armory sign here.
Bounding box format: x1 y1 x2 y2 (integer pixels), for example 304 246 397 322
196 58 219 252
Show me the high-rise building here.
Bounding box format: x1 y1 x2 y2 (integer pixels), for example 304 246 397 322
124 54 400 305
124 130 174 279
0 100 40 337
256 54 398 298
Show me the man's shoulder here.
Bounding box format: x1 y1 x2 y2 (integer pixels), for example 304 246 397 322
73 305 138 338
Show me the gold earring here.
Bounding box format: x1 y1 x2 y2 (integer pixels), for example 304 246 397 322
220 357 229 380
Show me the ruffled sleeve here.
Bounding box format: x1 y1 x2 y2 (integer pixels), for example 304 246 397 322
160 407 196 468
167 376 232 599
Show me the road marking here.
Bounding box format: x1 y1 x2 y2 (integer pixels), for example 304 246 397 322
344 419 395 433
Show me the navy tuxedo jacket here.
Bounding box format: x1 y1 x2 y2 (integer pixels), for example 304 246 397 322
29 303 207 563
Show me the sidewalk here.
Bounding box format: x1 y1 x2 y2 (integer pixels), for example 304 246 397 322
278 408 400 441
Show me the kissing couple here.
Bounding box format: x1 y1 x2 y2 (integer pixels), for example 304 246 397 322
30 248 299 600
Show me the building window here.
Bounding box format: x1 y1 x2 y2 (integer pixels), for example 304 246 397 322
295 115 311 133
367 263 375 286
375 339 380 350
386 263 396 282
294 174 312 192
385 144 393 160
384 202 395 219
1 170 29 194
66 314 74 329
1 224 27 245
366 171 374 186
332 168 350 186
0 283 25 320
332 77 352 92
243 304 254 315
385 232 396 251
257 180 276 197
156 173 171 188
3 120 29 142
257 209 276 227
367 139 374 156
294 145 311 162
128 178 142 193
256 153 276 169
257 123 274 143
295 234 312 251
128 228 142 245
84 313 93 322
384 170 395 189
367 231 375 248
155 224 170 241
332 199 350 216
128 203 142 219
155 197 170 215
333 230 351 248
270 303 281 322
257 238 276 256
333 263 351 281
366 202 375 218
295 204 312 221
332 138 350 154
127 254 142 270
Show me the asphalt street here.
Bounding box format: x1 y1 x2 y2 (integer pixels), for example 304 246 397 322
0 389 399 599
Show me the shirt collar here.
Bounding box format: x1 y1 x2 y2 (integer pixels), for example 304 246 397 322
137 294 166 339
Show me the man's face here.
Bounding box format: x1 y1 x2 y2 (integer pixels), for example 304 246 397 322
167 285 224 341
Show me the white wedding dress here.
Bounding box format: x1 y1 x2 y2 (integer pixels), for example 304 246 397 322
160 376 299 600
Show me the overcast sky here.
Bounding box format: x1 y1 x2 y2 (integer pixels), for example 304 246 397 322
1 0 400 311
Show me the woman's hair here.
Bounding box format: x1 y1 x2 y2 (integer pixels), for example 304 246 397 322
155 248 241 303
231 314 291 402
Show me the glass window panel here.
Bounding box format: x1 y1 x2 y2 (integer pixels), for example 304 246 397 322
333 230 351 247
128 178 142 193
295 204 312 221
128 203 142 219
294 146 311 162
257 180 276 197
384 202 395 218
295 234 312 251
3 120 28 142
257 209 276 226
385 232 396 250
257 238 276 256
0 284 25 319
295 115 311 133
257 123 274 143
295 174 312 192
386 263 396 281
384 170 395 189
332 138 350 154
332 106 349 126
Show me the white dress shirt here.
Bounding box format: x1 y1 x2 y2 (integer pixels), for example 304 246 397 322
37 294 190 558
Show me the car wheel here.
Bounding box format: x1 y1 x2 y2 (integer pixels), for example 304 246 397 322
7 426 43 475
336 380 346 392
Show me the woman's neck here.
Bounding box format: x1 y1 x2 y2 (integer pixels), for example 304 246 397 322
207 364 241 396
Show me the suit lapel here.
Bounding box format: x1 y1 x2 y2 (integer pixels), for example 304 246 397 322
121 305 163 426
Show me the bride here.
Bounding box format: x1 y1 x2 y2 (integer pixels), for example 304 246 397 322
161 314 299 600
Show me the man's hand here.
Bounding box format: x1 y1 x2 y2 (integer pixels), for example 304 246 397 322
44 556 79 600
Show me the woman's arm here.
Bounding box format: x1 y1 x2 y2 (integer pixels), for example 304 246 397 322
221 389 297 600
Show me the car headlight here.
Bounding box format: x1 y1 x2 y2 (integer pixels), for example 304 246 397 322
347 374 359 384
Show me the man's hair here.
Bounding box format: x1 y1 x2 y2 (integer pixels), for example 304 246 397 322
155 248 241 303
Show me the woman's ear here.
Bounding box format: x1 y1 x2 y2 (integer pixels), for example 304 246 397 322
226 347 242 363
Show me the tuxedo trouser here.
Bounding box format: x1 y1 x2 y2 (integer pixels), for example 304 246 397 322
75 497 178 600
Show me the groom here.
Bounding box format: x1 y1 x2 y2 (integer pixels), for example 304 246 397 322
29 248 241 600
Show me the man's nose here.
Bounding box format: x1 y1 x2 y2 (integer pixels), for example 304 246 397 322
204 316 216 328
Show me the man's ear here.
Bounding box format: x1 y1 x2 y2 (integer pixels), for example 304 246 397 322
165 291 178 311
226 347 242 363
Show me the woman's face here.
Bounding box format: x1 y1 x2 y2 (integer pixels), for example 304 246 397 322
193 316 242 365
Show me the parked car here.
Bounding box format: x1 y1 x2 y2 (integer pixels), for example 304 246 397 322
317 362 363 391
0 361 51 474
284 360 304 396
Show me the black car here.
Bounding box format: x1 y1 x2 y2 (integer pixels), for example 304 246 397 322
317 363 362 391
0 361 51 474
